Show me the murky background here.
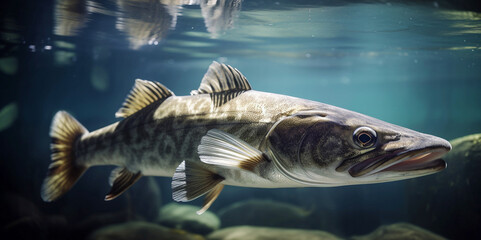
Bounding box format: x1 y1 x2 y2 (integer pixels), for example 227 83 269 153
1 0 480 239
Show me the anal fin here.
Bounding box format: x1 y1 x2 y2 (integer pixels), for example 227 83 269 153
172 160 225 214
105 167 142 201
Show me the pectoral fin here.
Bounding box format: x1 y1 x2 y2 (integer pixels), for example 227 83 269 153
105 167 142 201
172 160 225 215
198 129 267 172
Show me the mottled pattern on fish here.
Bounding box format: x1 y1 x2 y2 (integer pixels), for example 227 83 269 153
75 91 324 186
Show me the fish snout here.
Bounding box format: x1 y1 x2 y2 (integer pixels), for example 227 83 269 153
348 132 451 178
406 132 451 154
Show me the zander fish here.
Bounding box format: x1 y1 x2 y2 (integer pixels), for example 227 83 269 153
41 62 451 214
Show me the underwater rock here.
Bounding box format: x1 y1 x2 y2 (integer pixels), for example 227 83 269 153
0 193 40 223
128 177 162 221
87 221 204 240
406 133 481 239
0 102 18 132
157 203 220 235
72 211 133 240
447 133 481 161
3 214 68 240
1 193 68 240
218 199 311 228
349 222 446 240
208 226 341 240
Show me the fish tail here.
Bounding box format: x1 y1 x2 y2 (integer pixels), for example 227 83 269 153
41 111 89 202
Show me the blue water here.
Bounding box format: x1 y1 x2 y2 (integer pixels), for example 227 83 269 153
1 0 480 239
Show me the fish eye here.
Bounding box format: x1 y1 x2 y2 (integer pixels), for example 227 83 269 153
353 127 377 148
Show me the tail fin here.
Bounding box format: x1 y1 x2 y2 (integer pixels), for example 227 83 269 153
41 111 89 202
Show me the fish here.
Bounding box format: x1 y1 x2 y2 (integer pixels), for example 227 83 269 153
41 61 451 214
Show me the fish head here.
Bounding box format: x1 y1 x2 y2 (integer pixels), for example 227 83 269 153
264 108 451 186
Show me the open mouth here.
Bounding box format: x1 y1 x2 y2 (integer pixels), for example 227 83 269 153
349 147 448 177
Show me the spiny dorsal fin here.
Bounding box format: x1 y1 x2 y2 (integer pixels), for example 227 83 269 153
116 79 174 118
198 129 267 172
172 160 225 214
105 167 142 201
191 61 251 107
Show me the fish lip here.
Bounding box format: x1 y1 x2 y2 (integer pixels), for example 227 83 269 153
348 146 449 178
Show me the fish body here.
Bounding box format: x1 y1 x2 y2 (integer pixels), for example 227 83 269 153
77 90 333 188
42 62 451 213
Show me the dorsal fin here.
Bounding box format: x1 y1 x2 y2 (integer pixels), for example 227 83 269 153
191 61 251 107
116 79 174 118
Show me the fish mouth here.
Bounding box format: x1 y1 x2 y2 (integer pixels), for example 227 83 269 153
348 147 449 178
